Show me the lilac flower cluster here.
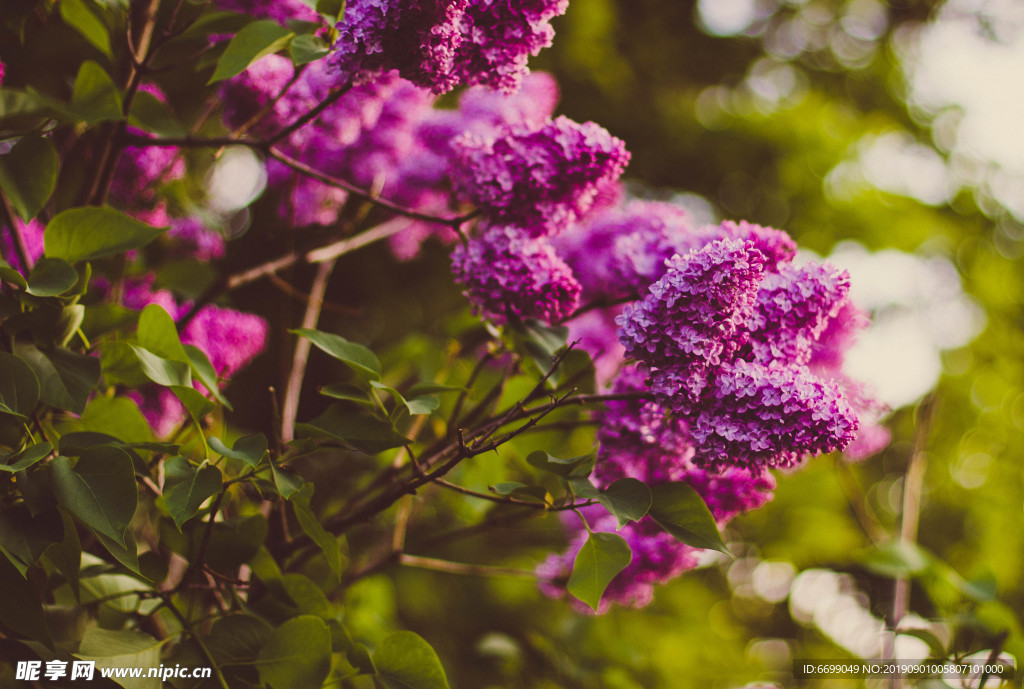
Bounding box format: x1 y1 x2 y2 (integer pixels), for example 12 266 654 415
451 116 630 237
0 60 5 87
0 219 45 274
450 225 581 324
329 0 568 94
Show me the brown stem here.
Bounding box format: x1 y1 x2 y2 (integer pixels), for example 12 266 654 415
399 554 536 578
281 260 336 442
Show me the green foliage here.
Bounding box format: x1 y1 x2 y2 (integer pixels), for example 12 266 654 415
256 615 332 689
0 351 40 418
209 20 295 83
69 60 123 124
163 456 222 530
648 482 729 555
373 631 452 689
50 448 137 547
44 207 166 263
570 477 652 529
58 0 113 58
293 327 383 380
0 134 59 221
567 532 632 611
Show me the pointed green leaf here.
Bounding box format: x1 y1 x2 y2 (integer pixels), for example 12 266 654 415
0 442 52 473
567 531 632 611
256 615 332 689
183 344 232 409
127 89 186 138
0 553 53 647
171 385 215 423
163 456 223 530
315 0 344 19
207 613 273 663
15 344 100 414
59 0 113 57
208 433 267 467
292 328 381 380
46 510 83 601
50 448 137 547
290 33 329 65
70 61 123 124
318 383 376 409
77 628 166 689
129 344 192 387
25 257 79 296
93 528 142 576
272 465 304 499
0 260 29 289
0 351 40 418
45 206 165 263
404 395 440 415
77 396 154 443
569 477 652 528
0 134 59 221
0 506 62 568
208 20 295 83
290 484 344 581
374 631 451 689
526 450 596 477
137 304 188 363
649 481 729 555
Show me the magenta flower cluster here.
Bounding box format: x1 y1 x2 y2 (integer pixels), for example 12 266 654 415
451 116 630 237
329 0 569 93
450 225 581 325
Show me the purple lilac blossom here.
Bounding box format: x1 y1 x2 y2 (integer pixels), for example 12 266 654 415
167 218 226 260
0 60 5 86
451 116 630 236
710 219 797 273
221 54 297 134
616 238 767 403
451 225 581 324
329 0 568 94
688 359 858 471
743 262 851 366
555 200 696 300
216 0 320 24
0 219 45 274
387 72 560 258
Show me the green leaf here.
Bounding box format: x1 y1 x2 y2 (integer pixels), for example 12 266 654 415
290 33 330 65
0 134 59 221
0 553 53 647
296 404 410 454
318 383 377 409
70 61 123 124
272 465 304 499
569 477 652 528
44 206 166 263
315 0 344 19
137 304 188 363
209 20 295 84
526 450 596 477
100 340 149 387
82 303 138 339
899 628 947 659
77 628 166 689
15 344 99 414
163 456 223 530
207 613 273 663
256 615 332 689
374 630 452 689
127 90 187 138
0 260 29 290
170 385 215 423
290 484 344 581
567 532 632 611
25 257 79 296
184 344 232 409
0 351 40 418
648 482 729 555
202 515 267 571
50 447 137 547
404 395 440 415
0 442 52 473
208 433 267 467
0 506 62 568
46 510 83 601
292 328 382 380
77 396 154 443
129 344 192 387
59 0 113 57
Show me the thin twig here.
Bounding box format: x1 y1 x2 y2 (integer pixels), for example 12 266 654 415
281 259 336 442
399 554 536 578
